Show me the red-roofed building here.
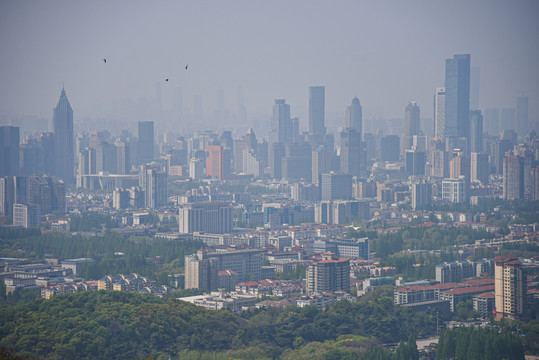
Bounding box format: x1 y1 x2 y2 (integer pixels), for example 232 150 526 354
440 284 495 312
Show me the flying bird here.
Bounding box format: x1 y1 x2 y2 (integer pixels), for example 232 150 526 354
185 64 188 70
103 58 106 63
165 79 169 82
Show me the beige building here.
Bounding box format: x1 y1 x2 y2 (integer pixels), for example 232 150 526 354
495 255 526 320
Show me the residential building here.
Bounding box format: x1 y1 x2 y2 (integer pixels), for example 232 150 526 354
503 155 524 200
13 203 41 228
185 249 219 290
307 252 350 295
495 255 526 320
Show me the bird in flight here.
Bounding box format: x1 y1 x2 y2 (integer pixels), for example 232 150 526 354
165 79 169 82
185 64 188 70
103 58 107 63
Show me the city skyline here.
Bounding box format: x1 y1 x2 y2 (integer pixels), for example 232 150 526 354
1 1 538 136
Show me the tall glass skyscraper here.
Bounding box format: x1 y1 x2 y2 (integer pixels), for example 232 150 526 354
345 97 362 136
138 121 154 164
270 99 291 145
309 86 325 135
444 54 471 142
53 88 74 183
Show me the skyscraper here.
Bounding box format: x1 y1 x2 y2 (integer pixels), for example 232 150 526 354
137 121 154 165
469 110 483 153
53 88 74 183
340 129 361 177
345 97 362 135
517 96 529 136
470 66 480 110
139 163 167 208
470 152 489 184
309 86 325 135
405 149 426 176
503 155 524 200
206 145 224 180
270 99 291 145
0 126 20 177
380 135 400 161
444 54 471 142
403 100 420 151
433 87 446 139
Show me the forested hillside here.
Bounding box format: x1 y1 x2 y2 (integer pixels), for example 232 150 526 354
0 287 433 359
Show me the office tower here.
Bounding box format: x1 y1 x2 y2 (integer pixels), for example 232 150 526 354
0 126 20 177
484 108 500 135
13 203 40 229
517 97 529 136
469 110 483 153
405 149 426 176
492 139 513 175
115 139 131 174
340 129 361 176
28 175 65 214
269 142 286 179
270 99 292 145
137 121 154 165
380 135 400 161
206 145 225 180
470 152 489 184
444 54 471 143
20 139 43 176
178 202 233 234
233 128 257 173
403 100 420 151
77 148 96 188
321 173 352 201
433 87 446 139
39 132 56 175
139 163 167 208
503 155 524 200
306 252 350 295
345 97 362 135
500 109 516 132
291 117 300 144
411 180 431 210
189 158 204 180
495 255 526 320
184 250 219 290
282 143 312 181
309 86 325 136
442 176 467 203
0 176 28 218
532 166 539 200
312 145 330 185
53 88 74 183
470 66 480 110
243 149 264 177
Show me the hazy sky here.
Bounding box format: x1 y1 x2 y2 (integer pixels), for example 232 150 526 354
1 0 538 134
